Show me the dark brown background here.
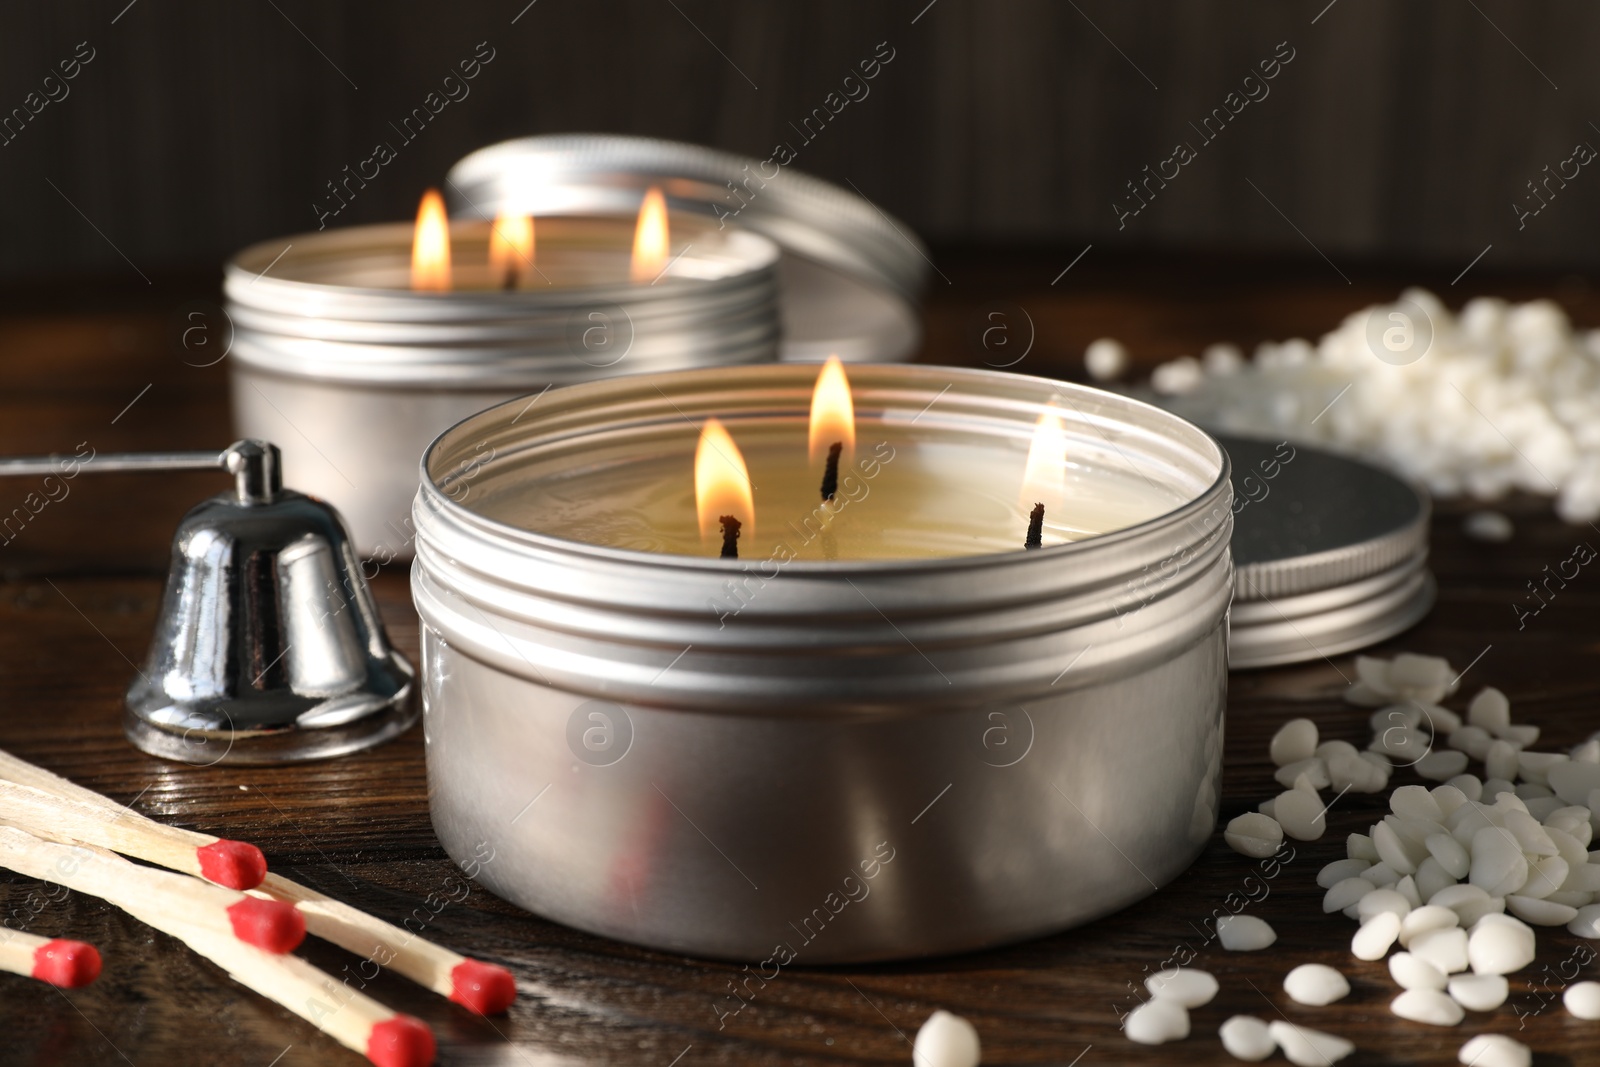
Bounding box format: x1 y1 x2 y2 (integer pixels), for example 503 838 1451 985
4 0 1600 281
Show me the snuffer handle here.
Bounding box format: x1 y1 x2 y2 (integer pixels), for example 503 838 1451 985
0 440 282 506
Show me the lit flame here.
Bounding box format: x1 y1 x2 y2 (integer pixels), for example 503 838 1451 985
695 418 754 544
1019 408 1068 517
488 210 534 289
411 188 451 292
808 355 856 467
630 186 670 283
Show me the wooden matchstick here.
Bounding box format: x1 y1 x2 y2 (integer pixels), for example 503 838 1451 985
0 751 267 889
0 926 101 988
120 900 435 1067
0 748 516 1013
254 874 517 1015
0 825 304 954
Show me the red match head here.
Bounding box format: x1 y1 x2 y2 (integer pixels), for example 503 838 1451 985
449 958 517 1014
31 939 102 988
225 897 306 954
366 1014 436 1067
196 839 268 890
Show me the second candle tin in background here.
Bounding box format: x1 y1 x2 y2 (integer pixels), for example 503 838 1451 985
227 214 780 558
446 133 931 364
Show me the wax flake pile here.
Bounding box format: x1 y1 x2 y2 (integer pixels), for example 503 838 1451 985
1130 650 1600 1064
1101 290 1600 522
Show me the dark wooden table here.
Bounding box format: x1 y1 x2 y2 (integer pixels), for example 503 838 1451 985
2 252 1598 1066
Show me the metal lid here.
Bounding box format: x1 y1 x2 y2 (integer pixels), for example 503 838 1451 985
445 134 929 363
1217 433 1435 669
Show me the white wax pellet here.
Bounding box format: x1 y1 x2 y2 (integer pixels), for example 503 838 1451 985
1218 1015 1275 1062
1401 783 1452 819
1457 1034 1530 1067
1389 951 1447 991
1519 751 1568 785
1468 688 1511 733
1318 858 1373 888
1267 1022 1355 1067
1486 740 1522 782
1276 758 1330 791
1352 911 1402 960
1450 726 1494 761
1356 888 1411 922
1270 718 1319 767
1274 789 1327 841
1447 774 1485 801
1504 810 1557 855
1084 338 1128 381
1399 905 1459 947
1564 980 1600 1019
1547 759 1600 805
1373 821 1419 875
1123 998 1189 1045
1146 966 1218 1008
1517 855 1569 899
1347 832 1379 861
1415 858 1456 904
1395 874 1423 909
1431 784 1471 816
1283 963 1349 1006
1431 884 1503 927
1151 356 1203 395
1202 343 1245 376
1446 972 1508 1011
1224 812 1284 859
1417 750 1470 782
1391 988 1465 1026
1467 916 1535 975
1426 833 1471 879
1568 902 1600 938
912 1010 981 1067
1323 877 1374 914
1216 914 1277 951
1571 738 1600 764
1469 826 1529 898
1463 510 1514 543
1506 894 1577 926
1499 724 1541 747
1410 927 1469 974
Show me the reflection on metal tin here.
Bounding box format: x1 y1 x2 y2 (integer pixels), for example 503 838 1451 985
446 134 929 363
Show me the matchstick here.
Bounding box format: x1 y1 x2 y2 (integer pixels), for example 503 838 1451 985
255 874 517 1015
0 748 516 1013
0 926 101 988
0 825 304 954
120 900 435 1067
0 751 267 889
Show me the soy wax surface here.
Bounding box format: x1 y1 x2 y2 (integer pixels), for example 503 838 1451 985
468 422 1187 561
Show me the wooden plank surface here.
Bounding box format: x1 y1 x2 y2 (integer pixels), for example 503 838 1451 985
1 254 1598 1065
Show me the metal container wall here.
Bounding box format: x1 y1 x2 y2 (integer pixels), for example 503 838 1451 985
411 364 1233 962
227 217 780 558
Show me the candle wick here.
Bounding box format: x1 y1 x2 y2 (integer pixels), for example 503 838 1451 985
719 515 742 559
502 263 519 291
1025 502 1045 550
820 442 842 502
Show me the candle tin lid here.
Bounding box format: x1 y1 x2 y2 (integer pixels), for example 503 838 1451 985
1218 433 1435 669
445 134 930 363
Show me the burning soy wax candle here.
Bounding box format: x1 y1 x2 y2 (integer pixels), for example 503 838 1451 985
466 357 1185 560
227 187 780 559
413 363 1233 963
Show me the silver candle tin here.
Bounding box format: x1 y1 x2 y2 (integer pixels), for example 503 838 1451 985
411 364 1233 963
446 133 930 363
227 214 780 559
